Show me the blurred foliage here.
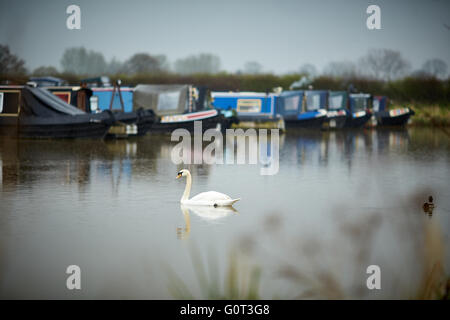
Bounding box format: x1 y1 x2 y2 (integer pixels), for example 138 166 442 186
0 44 27 75
166 245 261 300
2 68 450 108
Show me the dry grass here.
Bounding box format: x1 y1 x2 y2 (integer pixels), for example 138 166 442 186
166 244 261 300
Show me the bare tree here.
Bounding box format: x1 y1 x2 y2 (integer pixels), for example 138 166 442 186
421 58 448 79
322 61 357 79
0 44 27 75
174 53 221 74
359 48 411 81
122 53 162 74
60 47 107 75
243 61 263 74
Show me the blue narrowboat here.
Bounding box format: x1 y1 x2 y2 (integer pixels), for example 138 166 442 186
346 93 372 128
372 96 414 126
277 90 327 128
210 91 284 129
326 91 348 129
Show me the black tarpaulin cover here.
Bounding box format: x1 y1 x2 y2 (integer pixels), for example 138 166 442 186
21 86 86 117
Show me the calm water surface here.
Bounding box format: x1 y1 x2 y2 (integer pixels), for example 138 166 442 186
0 127 449 299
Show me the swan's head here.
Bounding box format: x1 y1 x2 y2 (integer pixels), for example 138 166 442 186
176 169 189 179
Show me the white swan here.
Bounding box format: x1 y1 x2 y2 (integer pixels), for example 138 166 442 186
176 169 240 206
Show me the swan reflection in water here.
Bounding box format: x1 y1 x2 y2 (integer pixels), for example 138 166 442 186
176 204 238 240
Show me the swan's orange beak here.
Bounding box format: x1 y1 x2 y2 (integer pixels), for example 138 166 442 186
176 173 182 179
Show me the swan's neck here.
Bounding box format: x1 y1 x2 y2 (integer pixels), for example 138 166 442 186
182 172 192 201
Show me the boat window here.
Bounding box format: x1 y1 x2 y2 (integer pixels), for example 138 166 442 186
306 94 321 111
352 97 368 112
53 91 71 104
373 99 379 112
329 95 343 109
283 95 300 111
0 91 20 115
237 99 261 113
157 91 180 111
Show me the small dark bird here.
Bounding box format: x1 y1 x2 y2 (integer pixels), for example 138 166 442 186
423 195 435 215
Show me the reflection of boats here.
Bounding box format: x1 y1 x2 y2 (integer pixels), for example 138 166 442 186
0 85 113 138
372 96 414 126
326 91 348 129
210 91 285 130
284 131 329 165
133 84 229 133
375 127 410 153
278 90 327 128
346 93 372 128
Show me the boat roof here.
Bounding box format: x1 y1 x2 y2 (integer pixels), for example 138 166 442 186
211 91 278 97
29 76 67 86
349 93 371 98
133 84 191 115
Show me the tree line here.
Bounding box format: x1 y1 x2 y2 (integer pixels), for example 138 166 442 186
1 44 449 104
1 44 448 80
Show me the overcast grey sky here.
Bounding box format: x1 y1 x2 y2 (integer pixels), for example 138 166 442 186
0 0 449 74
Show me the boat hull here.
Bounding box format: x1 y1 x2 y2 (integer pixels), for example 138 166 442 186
0 117 19 136
376 109 414 127
232 118 285 131
151 114 228 133
344 113 372 128
324 115 347 129
285 116 326 128
111 109 155 136
18 113 112 139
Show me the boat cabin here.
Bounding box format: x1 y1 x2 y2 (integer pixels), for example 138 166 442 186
210 91 278 121
328 91 348 111
276 90 304 121
277 90 327 127
0 85 22 134
349 93 372 115
372 96 388 112
133 84 194 116
305 90 328 111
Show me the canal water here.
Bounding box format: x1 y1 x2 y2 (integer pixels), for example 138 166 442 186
0 127 449 299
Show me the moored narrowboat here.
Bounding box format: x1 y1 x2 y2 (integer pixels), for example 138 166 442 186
372 96 414 126
133 84 228 133
210 91 284 130
277 90 327 128
0 85 113 139
326 91 348 129
346 93 372 128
